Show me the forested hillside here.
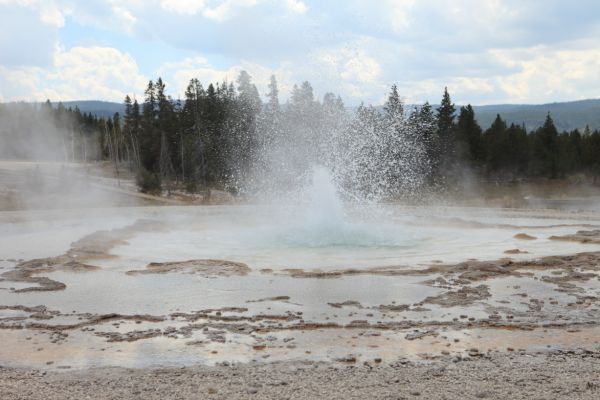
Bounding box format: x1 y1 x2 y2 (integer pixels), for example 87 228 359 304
473 99 600 131
33 99 600 132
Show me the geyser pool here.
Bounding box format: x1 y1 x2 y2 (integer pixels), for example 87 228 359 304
73 205 599 271
2 200 600 369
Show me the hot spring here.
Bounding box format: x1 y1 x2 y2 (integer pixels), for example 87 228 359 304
2 163 600 369
92 166 600 271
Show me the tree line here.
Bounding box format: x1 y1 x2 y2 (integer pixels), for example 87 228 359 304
2 72 600 197
377 87 600 188
117 73 600 195
439 90 600 184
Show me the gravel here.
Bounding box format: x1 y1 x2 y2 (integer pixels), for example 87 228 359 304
2 351 600 399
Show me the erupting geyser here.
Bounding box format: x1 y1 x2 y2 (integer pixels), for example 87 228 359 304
302 166 347 236
276 165 416 249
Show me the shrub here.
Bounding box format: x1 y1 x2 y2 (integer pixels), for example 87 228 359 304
136 169 162 194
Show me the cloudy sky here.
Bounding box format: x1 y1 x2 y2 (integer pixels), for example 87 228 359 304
1 0 599 105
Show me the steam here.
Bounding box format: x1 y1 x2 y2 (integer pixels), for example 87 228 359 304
0 102 96 161
0 102 140 211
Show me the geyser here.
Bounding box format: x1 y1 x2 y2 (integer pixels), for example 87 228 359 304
301 166 347 236
274 165 417 248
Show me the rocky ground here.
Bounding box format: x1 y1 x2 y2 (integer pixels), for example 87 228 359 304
2 351 600 399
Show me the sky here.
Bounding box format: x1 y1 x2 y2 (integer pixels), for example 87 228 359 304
0 0 599 106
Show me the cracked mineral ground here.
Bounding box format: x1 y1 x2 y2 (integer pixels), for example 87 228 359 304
2 203 600 399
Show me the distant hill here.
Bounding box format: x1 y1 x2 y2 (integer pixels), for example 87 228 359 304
472 99 600 131
1 100 125 119
375 99 600 132
10 99 600 132
58 100 125 119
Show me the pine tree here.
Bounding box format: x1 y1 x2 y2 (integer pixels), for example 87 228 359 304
437 87 456 136
259 75 282 164
122 95 134 168
418 102 437 150
228 71 262 190
455 104 482 165
180 78 206 190
138 80 162 190
204 82 226 185
435 87 456 180
557 129 582 176
530 113 559 178
582 129 600 182
505 123 528 176
482 114 508 173
382 84 410 187
155 77 177 183
284 81 321 171
130 99 142 169
124 95 132 128
408 102 436 184
383 84 403 122
266 75 280 114
321 92 347 162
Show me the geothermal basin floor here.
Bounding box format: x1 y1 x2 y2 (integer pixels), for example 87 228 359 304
2 205 600 398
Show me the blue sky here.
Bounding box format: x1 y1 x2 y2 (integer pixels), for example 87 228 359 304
1 0 599 105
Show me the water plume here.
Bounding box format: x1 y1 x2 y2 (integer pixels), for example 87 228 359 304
248 101 432 206
273 165 418 249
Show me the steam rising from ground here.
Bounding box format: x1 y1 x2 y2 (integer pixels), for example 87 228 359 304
0 103 98 162
0 103 142 211
0 161 150 211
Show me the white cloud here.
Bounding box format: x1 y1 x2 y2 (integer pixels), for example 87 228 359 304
285 0 306 14
0 0 66 27
203 0 260 22
396 77 497 105
340 56 381 84
0 46 148 102
155 45 387 104
309 44 386 100
0 65 44 102
157 56 293 99
383 0 415 32
491 44 600 103
160 0 206 15
386 42 600 105
109 2 137 26
39 5 65 27
3 1 600 105
158 56 239 89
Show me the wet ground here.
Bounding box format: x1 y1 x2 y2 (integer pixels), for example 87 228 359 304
1 205 600 371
